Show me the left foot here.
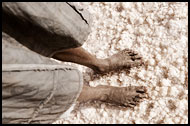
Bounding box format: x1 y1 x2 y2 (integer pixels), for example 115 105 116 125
95 49 144 74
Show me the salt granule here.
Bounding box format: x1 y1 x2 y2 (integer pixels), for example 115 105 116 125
168 86 179 97
149 58 155 66
159 87 168 96
160 79 171 87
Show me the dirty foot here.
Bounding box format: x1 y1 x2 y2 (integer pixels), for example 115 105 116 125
95 49 144 74
99 86 148 108
107 49 143 71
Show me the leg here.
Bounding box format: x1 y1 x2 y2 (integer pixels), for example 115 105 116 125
52 47 144 74
77 84 147 108
77 84 110 103
53 47 109 73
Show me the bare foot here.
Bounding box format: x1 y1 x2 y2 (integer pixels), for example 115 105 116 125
98 85 147 108
107 49 143 71
95 49 144 74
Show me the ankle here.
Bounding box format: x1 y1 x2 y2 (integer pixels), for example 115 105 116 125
95 85 110 101
93 59 110 74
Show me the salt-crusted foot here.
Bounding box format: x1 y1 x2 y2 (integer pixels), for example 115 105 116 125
95 49 144 74
102 86 147 108
106 49 143 71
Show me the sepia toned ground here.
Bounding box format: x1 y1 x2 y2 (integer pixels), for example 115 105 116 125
53 2 188 124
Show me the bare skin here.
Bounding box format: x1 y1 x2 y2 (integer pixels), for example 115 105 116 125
77 85 147 107
53 47 143 74
52 47 147 108
53 47 109 73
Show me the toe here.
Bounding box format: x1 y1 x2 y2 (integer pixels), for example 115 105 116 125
124 102 136 108
133 94 143 100
136 86 147 93
129 60 143 67
131 55 142 61
138 93 148 98
122 49 138 56
132 51 138 56
129 52 137 56
133 97 141 102
123 48 132 53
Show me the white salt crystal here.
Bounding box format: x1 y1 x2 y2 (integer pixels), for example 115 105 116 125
159 87 168 96
135 119 144 124
152 90 159 97
149 111 157 117
149 58 155 66
168 67 180 78
165 118 174 124
176 58 184 66
137 69 146 80
173 116 180 123
168 86 179 97
160 79 171 87
156 54 162 61
102 112 108 117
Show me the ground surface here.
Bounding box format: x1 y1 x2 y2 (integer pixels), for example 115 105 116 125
53 2 188 124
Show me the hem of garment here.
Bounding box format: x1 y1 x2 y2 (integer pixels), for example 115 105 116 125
56 66 83 121
2 64 84 124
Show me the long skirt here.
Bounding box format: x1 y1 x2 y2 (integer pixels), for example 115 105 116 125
2 2 91 124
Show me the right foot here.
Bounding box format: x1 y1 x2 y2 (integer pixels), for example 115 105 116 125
98 85 148 108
